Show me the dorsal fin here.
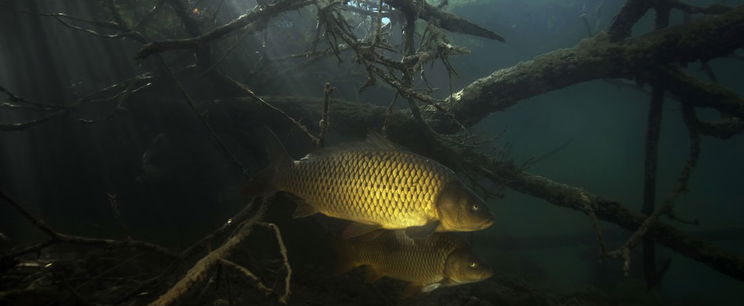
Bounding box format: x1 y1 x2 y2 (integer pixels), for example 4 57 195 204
365 130 398 151
292 199 318 218
300 131 400 160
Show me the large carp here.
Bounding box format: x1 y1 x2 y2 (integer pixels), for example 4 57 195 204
244 131 493 238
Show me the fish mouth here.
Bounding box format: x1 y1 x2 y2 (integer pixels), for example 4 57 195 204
483 267 494 279
480 218 494 229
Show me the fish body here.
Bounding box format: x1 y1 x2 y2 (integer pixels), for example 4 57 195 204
282 148 446 228
245 131 493 237
336 231 492 294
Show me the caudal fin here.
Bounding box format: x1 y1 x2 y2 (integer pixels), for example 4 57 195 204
242 128 292 196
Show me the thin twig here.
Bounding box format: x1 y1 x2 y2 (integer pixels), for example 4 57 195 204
606 99 702 275
0 190 177 262
219 258 273 295
0 191 59 238
257 222 291 304
318 82 335 147
52 14 146 42
0 111 66 131
224 76 321 144
0 86 69 110
381 93 401 134
136 0 315 59
160 59 250 178
579 191 607 256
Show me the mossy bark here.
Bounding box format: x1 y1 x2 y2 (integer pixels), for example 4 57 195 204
436 5 744 132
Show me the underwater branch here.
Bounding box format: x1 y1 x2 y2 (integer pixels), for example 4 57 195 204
147 198 292 305
436 5 744 132
0 190 177 262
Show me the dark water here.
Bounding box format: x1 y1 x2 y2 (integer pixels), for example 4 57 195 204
1 0 743 305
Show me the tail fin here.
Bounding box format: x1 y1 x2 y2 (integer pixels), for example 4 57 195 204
242 128 293 196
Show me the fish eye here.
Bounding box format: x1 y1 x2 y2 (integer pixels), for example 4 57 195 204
469 262 478 269
471 204 479 211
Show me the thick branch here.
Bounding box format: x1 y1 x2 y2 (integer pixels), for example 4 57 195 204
440 5 744 132
608 0 652 41
664 68 744 118
696 117 744 139
608 0 731 42
594 69 744 139
641 85 664 284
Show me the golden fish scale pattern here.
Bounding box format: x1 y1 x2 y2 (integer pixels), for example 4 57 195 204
282 149 452 227
351 233 461 284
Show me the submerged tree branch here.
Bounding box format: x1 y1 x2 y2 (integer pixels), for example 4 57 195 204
0 111 66 131
0 190 176 263
148 199 268 306
438 5 744 132
472 154 742 282
608 0 731 42
663 67 744 118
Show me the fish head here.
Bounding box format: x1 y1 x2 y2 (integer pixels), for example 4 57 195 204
436 181 494 232
444 247 493 285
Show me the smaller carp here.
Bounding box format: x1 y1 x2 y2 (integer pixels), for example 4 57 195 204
335 231 493 296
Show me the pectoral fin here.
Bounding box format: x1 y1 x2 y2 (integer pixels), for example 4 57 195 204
404 220 440 239
363 267 384 283
292 200 318 218
401 283 423 298
421 282 442 293
342 223 381 239
356 230 384 242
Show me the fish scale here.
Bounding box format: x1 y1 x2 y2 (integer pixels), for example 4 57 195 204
347 232 460 286
278 149 450 228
